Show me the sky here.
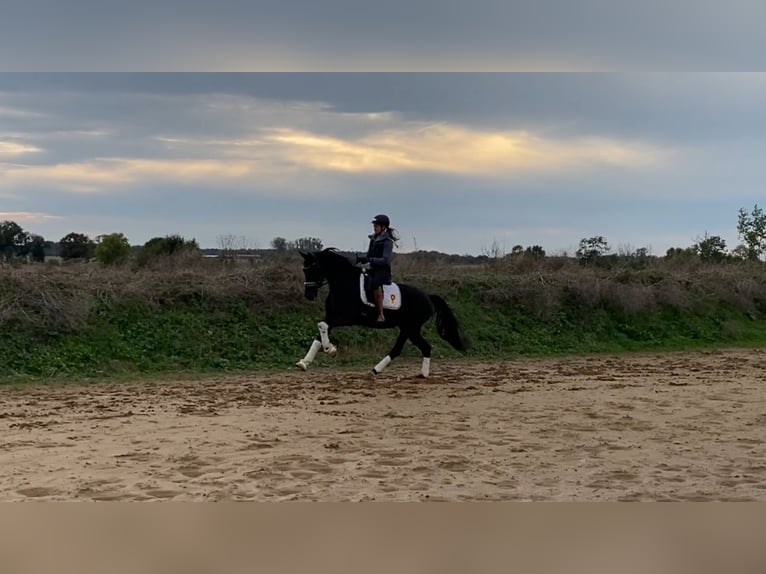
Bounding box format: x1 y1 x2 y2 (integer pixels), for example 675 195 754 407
1 3 765 256
2 0 765 72
2 73 765 256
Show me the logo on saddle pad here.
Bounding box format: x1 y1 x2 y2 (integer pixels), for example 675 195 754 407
359 275 402 310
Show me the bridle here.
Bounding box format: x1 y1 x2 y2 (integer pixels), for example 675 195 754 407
302 261 326 289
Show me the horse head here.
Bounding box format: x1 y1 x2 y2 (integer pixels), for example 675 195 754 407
300 248 358 300
300 251 325 300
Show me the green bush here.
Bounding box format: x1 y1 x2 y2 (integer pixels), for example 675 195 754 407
95 233 132 266
136 234 201 266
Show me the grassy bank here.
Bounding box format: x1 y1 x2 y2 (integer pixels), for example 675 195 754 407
2 253 766 383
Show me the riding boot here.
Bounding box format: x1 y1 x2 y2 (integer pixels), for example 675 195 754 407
374 288 385 322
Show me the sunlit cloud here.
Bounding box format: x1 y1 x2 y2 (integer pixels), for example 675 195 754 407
0 140 43 156
264 124 668 175
1 157 274 194
0 211 61 223
154 135 268 151
1 121 670 196
2 161 135 193
0 105 47 119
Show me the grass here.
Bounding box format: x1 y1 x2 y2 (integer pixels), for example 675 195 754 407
1 252 766 384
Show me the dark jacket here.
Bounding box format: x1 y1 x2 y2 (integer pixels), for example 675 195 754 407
358 231 394 279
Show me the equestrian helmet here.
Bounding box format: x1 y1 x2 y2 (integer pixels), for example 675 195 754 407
371 214 390 227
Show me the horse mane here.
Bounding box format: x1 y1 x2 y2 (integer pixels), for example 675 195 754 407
315 248 357 273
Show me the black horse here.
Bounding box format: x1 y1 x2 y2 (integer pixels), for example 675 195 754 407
297 248 469 377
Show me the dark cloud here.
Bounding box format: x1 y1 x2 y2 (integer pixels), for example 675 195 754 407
3 73 766 145
2 1 765 71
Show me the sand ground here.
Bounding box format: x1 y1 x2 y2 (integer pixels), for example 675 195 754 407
1 348 765 501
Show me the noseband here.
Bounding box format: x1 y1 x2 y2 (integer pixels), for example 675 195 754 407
303 261 326 289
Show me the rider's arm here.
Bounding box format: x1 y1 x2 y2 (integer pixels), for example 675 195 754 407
357 239 374 264
369 238 393 266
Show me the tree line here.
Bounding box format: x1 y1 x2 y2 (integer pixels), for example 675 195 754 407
2 205 765 266
574 205 766 265
0 222 328 266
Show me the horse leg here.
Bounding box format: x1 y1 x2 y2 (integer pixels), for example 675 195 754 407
296 320 340 370
370 329 408 376
296 319 339 370
296 339 322 371
318 321 337 357
408 328 433 378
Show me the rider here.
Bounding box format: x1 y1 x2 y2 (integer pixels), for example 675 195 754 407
357 214 398 322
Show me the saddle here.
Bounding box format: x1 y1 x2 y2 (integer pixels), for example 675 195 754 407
359 274 402 310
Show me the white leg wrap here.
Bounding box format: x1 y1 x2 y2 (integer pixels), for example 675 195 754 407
296 340 322 370
420 357 431 378
318 321 334 353
371 355 392 375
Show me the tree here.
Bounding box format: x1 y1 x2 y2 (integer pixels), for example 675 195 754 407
576 236 610 264
666 246 696 260
730 244 751 260
737 205 766 261
480 239 505 259
217 234 257 253
137 234 200 266
693 232 728 262
94 233 132 266
59 232 94 260
270 236 288 252
524 245 546 259
163 234 200 254
0 220 26 261
290 237 323 251
217 234 256 256
12 230 32 259
29 235 47 262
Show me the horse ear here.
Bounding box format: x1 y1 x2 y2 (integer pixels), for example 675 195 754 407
299 251 307 259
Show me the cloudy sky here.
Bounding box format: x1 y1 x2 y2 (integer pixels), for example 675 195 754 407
2 73 765 255
2 0 764 72
1 2 765 255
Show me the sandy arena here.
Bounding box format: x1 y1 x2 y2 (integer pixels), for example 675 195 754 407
1 348 765 501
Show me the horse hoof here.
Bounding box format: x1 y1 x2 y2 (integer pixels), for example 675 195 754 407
417 373 428 379
325 345 337 357
368 369 377 376
296 360 308 371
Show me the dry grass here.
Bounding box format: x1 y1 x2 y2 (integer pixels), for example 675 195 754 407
2 252 765 333
0 253 307 332
398 253 766 318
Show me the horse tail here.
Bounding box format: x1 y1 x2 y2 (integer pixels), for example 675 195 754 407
429 294 470 352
